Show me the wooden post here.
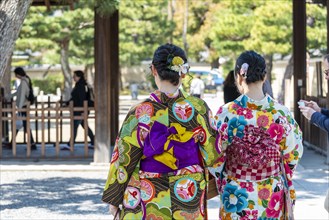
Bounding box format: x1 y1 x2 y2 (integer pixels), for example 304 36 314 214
83 100 88 157
55 102 60 156
69 100 74 152
94 10 119 163
293 0 307 125
26 103 31 157
12 102 16 157
41 100 45 157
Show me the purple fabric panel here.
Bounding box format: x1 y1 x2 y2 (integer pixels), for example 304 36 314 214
172 139 201 169
143 121 178 157
140 139 201 173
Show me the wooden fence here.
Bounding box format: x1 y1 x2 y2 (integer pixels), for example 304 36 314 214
0 98 95 159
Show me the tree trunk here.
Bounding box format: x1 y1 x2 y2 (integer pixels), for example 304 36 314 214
0 0 32 80
182 0 188 56
2 55 12 97
59 38 72 101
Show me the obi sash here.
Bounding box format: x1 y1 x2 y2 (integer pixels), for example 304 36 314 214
224 124 281 181
140 121 201 173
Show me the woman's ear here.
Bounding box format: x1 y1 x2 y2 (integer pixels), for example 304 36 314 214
151 65 158 77
237 74 243 86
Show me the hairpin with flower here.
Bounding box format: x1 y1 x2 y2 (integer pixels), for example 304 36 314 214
239 63 249 78
167 54 190 76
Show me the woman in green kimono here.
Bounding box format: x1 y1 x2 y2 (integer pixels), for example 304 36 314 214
102 43 219 219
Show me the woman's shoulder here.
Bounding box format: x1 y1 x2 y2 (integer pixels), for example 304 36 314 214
270 98 292 114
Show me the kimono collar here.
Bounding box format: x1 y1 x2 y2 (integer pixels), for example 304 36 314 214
150 89 187 104
234 94 272 110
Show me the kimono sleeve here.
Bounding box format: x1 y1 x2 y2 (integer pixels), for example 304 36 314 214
281 111 303 188
196 101 219 167
102 108 143 207
209 105 230 173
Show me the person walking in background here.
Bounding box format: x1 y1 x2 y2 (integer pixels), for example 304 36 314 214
190 73 205 98
61 70 94 151
213 51 303 219
102 43 219 219
223 70 240 103
130 81 139 100
4 67 37 150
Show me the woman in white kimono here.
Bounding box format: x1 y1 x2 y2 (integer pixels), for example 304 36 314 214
213 51 303 219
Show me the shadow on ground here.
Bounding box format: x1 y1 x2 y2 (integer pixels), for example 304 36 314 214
1 176 108 215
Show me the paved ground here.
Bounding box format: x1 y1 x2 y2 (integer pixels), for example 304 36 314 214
1 93 329 220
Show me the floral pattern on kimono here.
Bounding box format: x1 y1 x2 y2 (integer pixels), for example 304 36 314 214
214 94 303 220
102 89 218 219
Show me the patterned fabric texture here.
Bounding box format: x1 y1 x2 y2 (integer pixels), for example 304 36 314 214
102 89 218 219
213 94 303 220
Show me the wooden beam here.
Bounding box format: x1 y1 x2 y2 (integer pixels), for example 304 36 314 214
93 10 119 163
293 0 307 125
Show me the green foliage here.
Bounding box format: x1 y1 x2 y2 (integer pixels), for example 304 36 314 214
95 0 119 17
306 4 327 55
32 74 64 94
243 1 292 56
13 0 328 76
119 0 175 66
16 6 94 67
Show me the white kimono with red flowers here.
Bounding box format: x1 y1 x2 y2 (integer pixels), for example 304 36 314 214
213 94 303 220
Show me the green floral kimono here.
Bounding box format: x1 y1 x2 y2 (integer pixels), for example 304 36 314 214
102 89 219 219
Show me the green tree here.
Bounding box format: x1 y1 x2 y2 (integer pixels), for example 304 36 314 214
119 0 175 66
242 1 293 81
192 1 258 69
17 6 94 99
306 4 327 55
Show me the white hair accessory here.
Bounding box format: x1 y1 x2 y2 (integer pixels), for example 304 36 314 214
240 63 249 78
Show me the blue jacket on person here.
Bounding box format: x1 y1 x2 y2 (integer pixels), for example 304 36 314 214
310 108 329 133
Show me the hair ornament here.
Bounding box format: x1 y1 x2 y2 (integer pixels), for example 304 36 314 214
168 55 189 76
240 63 249 78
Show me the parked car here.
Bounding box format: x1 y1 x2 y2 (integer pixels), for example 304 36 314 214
189 68 224 90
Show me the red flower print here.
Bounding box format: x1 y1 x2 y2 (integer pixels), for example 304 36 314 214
240 182 254 192
257 115 269 127
237 107 253 119
217 107 223 114
241 210 258 220
258 188 270 200
267 123 284 144
265 191 284 218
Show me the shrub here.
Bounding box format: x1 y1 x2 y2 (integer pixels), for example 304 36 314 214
32 74 63 95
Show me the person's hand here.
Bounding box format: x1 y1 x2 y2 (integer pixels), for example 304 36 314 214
300 100 321 112
109 205 119 219
299 106 316 120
